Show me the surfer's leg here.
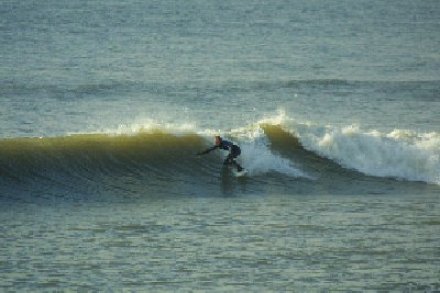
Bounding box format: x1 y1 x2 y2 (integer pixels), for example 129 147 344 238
230 157 243 171
223 154 233 165
230 146 243 171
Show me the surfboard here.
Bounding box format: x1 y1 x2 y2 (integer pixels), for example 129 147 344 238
232 168 248 177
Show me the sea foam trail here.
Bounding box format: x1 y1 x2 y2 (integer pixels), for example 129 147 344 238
286 122 440 185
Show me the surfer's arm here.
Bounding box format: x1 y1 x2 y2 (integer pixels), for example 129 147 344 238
197 145 218 155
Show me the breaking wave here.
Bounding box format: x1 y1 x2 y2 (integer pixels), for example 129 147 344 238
288 121 440 185
0 114 439 201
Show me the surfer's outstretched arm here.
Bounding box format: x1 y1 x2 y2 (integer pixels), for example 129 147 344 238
197 145 217 156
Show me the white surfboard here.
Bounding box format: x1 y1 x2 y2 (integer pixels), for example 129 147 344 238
232 168 248 177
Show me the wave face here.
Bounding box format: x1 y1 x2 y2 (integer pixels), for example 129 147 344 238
1 117 439 201
0 131 210 200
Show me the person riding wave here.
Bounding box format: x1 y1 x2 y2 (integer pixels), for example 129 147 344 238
197 136 243 172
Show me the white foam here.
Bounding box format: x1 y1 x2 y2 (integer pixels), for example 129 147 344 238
287 121 440 185
226 125 309 178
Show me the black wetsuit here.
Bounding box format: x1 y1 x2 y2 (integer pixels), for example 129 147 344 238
198 139 243 171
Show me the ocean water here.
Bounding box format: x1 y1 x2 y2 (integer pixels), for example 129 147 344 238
1 0 440 291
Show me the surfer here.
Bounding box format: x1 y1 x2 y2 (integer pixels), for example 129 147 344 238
197 136 244 172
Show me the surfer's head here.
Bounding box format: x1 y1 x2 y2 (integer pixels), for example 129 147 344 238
215 136 222 146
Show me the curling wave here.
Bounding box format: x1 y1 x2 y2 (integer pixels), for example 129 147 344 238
0 116 439 201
